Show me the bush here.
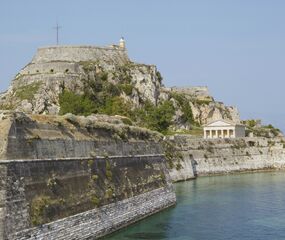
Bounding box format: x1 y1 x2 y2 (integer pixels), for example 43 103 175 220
170 92 195 125
118 83 133 96
156 71 163 83
100 96 132 117
134 100 175 134
15 82 42 101
59 90 96 116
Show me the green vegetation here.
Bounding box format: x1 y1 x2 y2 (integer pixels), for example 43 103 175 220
170 92 196 125
243 119 281 138
15 82 42 101
118 83 133 96
163 141 184 169
246 120 258 128
165 127 203 136
246 124 281 138
59 90 96 116
30 195 65 226
105 188 114 199
156 71 163 83
0 103 15 110
58 62 201 134
195 97 213 105
91 174 99 181
59 86 175 133
134 100 175 134
91 195 100 206
175 163 183 170
105 160 113 180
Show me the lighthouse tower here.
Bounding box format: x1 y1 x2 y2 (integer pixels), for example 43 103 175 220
119 37 126 49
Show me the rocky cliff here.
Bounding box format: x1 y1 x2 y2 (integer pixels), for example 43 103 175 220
0 43 240 132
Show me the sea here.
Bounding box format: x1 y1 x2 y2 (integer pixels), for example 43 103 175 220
105 171 285 240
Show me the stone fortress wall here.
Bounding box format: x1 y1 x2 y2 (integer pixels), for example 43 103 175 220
0 112 176 239
167 86 213 101
0 155 175 240
31 45 129 64
167 135 285 181
19 45 129 76
19 62 81 76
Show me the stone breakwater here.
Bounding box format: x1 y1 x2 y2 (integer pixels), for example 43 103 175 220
167 135 285 181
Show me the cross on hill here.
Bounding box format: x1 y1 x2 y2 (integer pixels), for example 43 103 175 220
53 22 61 45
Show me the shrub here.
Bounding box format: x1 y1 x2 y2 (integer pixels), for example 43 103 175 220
100 96 132 117
156 71 163 83
137 100 175 133
15 82 42 101
170 92 195 125
118 83 133 96
59 90 96 116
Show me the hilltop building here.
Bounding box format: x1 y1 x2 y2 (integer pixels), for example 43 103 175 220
203 119 245 139
119 37 126 49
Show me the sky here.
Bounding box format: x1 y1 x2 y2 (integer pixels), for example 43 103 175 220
0 0 285 132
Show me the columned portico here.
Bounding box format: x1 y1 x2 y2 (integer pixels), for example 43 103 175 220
203 120 245 139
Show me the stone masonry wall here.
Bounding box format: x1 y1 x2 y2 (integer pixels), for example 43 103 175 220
31 46 129 65
0 155 176 240
167 135 285 181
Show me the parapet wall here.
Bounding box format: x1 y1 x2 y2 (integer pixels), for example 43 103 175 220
0 155 175 240
31 45 129 64
0 112 163 160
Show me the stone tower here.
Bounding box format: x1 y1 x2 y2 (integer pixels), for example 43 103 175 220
119 37 126 49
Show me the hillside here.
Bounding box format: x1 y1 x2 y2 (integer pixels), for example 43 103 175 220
0 43 241 133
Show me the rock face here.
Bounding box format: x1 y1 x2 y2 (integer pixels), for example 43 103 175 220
166 135 285 181
0 111 176 240
166 86 240 126
0 43 240 130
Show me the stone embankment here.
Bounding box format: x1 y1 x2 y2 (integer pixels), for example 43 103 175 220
167 135 285 181
0 111 176 240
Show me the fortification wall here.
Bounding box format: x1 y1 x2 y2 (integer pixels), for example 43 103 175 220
19 62 81 75
31 46 129 65
6 138 162 160
0 112 163 160
0 155 175 240
0 112 174 239
167 135 285 181
169 86 211 98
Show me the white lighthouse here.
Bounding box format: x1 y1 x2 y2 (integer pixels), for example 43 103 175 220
119 37 126 49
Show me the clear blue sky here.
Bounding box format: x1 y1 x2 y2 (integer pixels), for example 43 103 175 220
1 0 284 131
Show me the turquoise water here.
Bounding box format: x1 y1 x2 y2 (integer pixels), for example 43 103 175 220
105 172 285 240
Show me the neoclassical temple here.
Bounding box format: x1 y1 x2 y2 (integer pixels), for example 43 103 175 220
203 119 245 139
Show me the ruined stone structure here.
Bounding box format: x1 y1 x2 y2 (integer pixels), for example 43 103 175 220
0 111 176 239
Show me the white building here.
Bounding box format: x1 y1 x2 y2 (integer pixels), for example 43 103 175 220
203 119 245 139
